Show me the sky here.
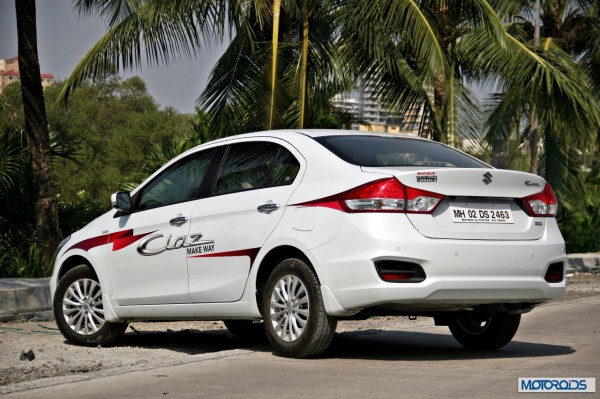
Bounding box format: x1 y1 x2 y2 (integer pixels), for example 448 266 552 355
0 0 227 114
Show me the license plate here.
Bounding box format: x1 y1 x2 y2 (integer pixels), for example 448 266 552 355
449 202 514 224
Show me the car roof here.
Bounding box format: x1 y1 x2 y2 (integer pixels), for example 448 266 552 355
175 129 433 164
204 129 428 143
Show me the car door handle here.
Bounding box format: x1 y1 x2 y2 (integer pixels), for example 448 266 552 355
257 203 279 214
169 215 188 226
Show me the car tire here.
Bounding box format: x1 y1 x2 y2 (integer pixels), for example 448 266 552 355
53 265 127 346
262 258 337 358
223 320 267 343
448 312 521 350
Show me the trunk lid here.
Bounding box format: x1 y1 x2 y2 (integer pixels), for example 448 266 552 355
361 167 548 240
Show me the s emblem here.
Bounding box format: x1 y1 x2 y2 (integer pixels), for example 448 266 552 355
482 172 493 185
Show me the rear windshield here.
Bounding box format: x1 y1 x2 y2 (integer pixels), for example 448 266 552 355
314 135 488 168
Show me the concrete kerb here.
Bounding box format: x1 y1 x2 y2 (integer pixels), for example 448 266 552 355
0 253 598 322
0 278 52 322
566 253 600 274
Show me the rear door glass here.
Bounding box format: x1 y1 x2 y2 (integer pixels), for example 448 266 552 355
214 142 279 195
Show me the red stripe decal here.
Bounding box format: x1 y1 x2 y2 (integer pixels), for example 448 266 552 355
111 230 155 251
291 191 345 211
294 200 343 210
188 248 261 265
67 229 156 253
69 234 111 252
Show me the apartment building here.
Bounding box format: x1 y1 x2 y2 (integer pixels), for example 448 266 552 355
332 83 426 136
0 56 55 94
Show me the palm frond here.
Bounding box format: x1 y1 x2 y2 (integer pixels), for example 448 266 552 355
61 0 227 102
0 127 28 193
74 0 137 25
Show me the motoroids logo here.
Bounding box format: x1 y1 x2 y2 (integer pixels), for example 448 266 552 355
518 378 595 393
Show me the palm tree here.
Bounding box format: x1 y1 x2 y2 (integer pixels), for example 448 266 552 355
485 0 600 183
62 0 349 133
200 0 349 134
15 0 60 272
336 0 598 152
0 124 103 277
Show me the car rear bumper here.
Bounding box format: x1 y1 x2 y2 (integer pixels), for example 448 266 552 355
311 213 566 315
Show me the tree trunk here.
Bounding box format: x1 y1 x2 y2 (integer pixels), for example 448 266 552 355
432 73 444 142
299 0 309 129
529 0 541 175
15 0 60 274
529 110 539 174
269 0 282 130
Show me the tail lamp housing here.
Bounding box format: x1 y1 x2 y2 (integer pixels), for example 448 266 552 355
341 178 444 214
522 183 558 217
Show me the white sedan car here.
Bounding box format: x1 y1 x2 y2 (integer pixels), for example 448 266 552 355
50 130 566 357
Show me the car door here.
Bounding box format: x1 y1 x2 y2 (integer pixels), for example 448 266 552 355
106 148 217 305
186 139 304 302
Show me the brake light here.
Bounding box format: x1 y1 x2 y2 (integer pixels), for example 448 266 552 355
341 178 443 213
522 183 558 217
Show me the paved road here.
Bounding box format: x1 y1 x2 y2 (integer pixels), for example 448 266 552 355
6 298 599 399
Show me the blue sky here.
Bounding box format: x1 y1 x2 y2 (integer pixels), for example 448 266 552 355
0 0 227 113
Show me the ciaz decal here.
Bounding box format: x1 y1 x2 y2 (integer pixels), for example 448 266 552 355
136 233 214 256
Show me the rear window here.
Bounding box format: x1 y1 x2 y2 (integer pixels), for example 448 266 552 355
314 135 488 168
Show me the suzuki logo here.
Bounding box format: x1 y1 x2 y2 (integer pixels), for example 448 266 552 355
482 172 493 185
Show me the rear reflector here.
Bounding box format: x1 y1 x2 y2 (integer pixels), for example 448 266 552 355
545 262 564 283
375 260 426 283
522 183 558 217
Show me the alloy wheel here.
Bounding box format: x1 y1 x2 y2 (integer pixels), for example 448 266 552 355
62 278 105 335
269 274 309 342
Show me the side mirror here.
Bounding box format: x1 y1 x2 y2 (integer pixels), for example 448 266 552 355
111 191 131 213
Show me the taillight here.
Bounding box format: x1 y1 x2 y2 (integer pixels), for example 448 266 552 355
405 186 444 213
522 183 558 217
341 178 443 214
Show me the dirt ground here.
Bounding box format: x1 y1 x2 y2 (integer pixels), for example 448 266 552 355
1 273 599 391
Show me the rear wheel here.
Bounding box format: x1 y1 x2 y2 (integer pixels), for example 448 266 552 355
262 258 337 358
448 312 521 350
53 265 127 346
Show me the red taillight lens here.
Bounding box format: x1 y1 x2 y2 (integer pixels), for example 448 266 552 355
522 183 558 217
341 178 443 213
342 178 406 212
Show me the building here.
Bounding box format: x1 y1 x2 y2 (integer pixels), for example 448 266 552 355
0 56 55 94
332 83 426 136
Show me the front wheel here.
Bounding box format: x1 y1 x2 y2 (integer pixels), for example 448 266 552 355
262 258 337 358
53 265 127 346
448 312 521 350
